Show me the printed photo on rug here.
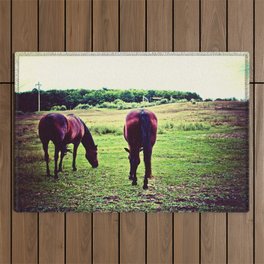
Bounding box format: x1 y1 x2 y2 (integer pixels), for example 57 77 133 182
14 52 249 212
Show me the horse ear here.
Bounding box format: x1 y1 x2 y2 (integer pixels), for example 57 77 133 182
124 147 130 153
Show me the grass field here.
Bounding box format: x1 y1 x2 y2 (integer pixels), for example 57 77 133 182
15 101 249 212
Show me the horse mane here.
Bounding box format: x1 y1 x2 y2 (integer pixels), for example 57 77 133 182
80 119 96 150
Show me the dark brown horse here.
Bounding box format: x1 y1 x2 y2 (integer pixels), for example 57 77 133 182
124 109 157 189
38 113 98 179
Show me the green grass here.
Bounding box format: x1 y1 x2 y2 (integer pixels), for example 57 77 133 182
15 101 249 212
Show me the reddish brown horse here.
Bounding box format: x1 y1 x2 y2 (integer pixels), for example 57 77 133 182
124 109 157 189
38 113 98 179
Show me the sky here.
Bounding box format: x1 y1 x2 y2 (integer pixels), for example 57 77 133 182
15 52 249 100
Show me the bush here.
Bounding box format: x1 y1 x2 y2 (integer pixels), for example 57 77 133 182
74 103 91 110
50 105 67 111
177 122 211 131
90 125 122 135
160 98 169 104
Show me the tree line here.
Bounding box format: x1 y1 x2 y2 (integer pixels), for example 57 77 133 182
15 88 236 112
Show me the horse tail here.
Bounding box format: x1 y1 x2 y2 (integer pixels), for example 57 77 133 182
139 110 152 160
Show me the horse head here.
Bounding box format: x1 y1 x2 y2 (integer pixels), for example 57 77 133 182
85 145 98 168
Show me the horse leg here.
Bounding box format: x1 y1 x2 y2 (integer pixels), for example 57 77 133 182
143 152 152 190
72 143 80 171
58 150 65 172
131 161 139 186
132 169 138 186
54 146 60 179
42 141 50 177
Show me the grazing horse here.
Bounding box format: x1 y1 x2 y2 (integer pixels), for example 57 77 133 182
38 113 98 179
124 109 157 189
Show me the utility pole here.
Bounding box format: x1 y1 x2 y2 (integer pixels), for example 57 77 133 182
35 82 42 112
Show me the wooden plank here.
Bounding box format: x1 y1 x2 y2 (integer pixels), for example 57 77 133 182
174 0 199 51
66 214 92 263
12 1 38 263
93 0 118 51
228 1 253 263
228 0 253 81
201 214 226 264
39 0 65 51
92 1 119 263
147 213 172 263
255 0 264 81
255 85 264 263
120 1 146 263
147 0 172 51
0 85 11 264
120 213 145 264
38 1 65 263
93 213 119 263
65 1 92 262
174 214 199 264
66 0 92 51
174 1 199 263
120 0 145 52
39 214 65 264
147 1 173 262
201 0 226 51
0 0 10 81
200 0 227 263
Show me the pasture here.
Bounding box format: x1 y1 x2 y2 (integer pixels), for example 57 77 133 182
15 101 249 212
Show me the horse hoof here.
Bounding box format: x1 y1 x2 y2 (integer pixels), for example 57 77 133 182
132 181 137 186
73 168 77 171
143 185 148 190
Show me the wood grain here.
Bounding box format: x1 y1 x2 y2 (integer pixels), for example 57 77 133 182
0 0 10 81
147 0 173 51
120 1 146 263
120 0 145 52
228 1 253 263
38 1 65 263
66 213 92 263
66 0 92 51
201 214 226 264
147 1 173 262
39 214 65 264
174 0 199 51
65 1 92 262
0 85 11 264
201 0 227 263
255 85 264 264
39 0 65 51
201 0 226 51
12 1 38 263
120 213 145 264
174 1 200 263
92 1 119 263
93 213 119 264
93 0 118 51
174 214 199 264
255 0 264 81
228 0 253 81
147 213 172 263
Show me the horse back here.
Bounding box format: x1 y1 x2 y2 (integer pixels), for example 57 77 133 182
65 114 85 143
38 113 68 143
124 110 157 147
